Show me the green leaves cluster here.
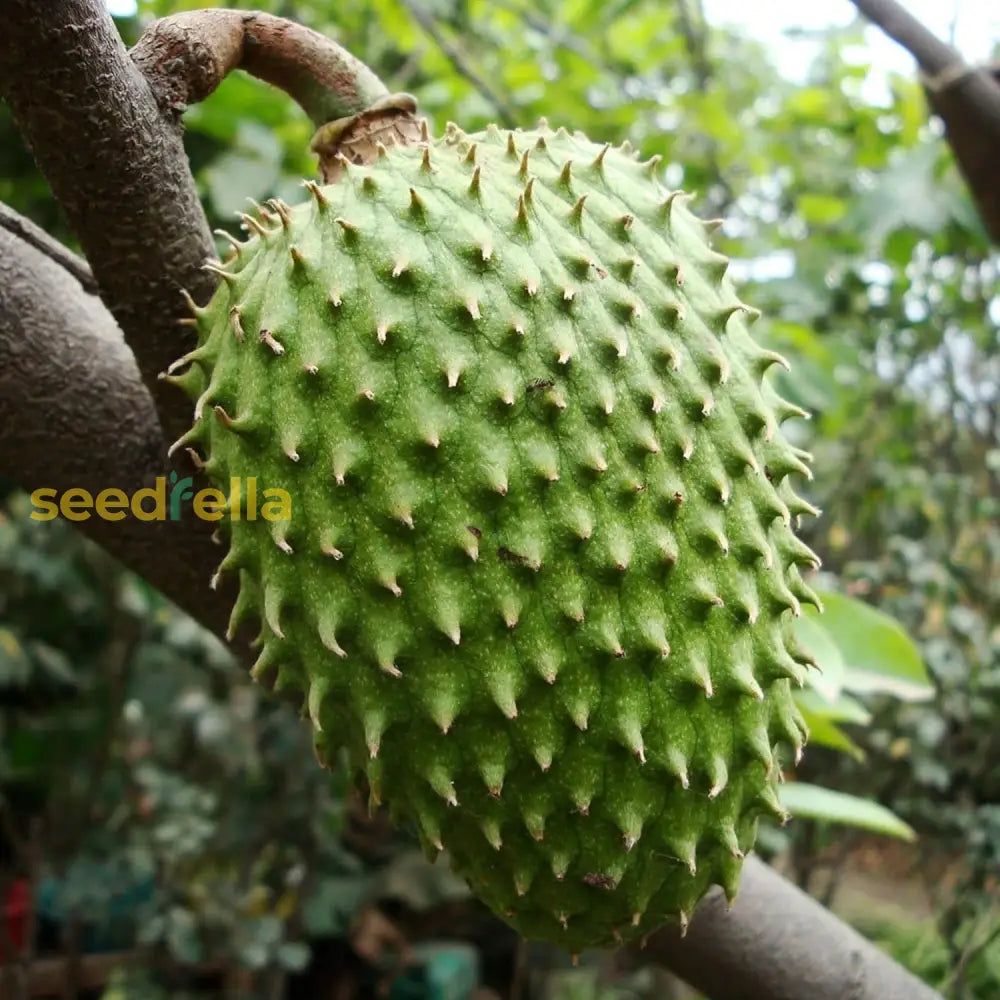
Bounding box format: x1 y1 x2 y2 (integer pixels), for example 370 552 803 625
788 589 931 841
0 489 389 975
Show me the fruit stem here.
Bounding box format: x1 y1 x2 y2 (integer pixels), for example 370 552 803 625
131 9 396 127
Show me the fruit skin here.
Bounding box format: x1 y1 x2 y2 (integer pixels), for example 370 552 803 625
168 121 820 951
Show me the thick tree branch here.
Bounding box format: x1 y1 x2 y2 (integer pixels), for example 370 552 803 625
130 9 392 127
851 0 1000 242
0 0 216 444
851 0 960 75
0 220 233 639
643 856 943 1000
0 203 96 294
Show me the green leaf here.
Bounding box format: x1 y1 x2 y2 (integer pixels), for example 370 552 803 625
277 941 312 972
202 122 284 219
849 142 958 250
0 627 31 686
204 152 280 219
796 705 864 759
779 784 916 841
798 193 847 226
302 875 372 936
814 591 934 701
27 641 77 686
794 688 872 725
792 614 845 702
165 907 201 965
786 87 833 118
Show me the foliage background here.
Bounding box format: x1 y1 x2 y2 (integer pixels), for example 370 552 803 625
1 1 999 997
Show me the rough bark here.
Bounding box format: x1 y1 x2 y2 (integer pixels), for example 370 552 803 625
0 202 96 294
131 8 392 126
643 856 943 1000
131 10 424 184
0 223 234 638
0 0 216 444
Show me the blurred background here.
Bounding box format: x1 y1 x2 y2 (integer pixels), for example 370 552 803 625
2 0 999 997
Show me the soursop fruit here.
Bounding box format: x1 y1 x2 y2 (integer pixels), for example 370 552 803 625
168 121 821 951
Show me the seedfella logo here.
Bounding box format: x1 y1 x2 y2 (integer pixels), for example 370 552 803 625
30 473 291 522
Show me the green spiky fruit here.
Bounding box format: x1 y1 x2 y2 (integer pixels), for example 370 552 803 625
169 122 820 951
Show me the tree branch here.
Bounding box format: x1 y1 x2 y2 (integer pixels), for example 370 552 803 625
130 9 392 127
0 203 96 294
642 856 944 1000
850 0 1000 242
130 10 423 202
0 218 233 640
0 0 215 444
851 0 961 75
